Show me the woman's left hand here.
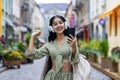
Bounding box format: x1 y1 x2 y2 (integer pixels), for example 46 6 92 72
66 34 76 54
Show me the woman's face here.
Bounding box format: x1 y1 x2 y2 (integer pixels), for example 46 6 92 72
52 17 65 34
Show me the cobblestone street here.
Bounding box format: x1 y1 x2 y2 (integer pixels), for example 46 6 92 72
0 57 112 80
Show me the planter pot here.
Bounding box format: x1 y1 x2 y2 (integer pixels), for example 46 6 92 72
88 53 96 62
2 58 21 68
101 57 111 69
94 54 98 63
110 61 120 73
21 58 27 64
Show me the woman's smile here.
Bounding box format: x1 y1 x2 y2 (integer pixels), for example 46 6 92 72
56 26 64 31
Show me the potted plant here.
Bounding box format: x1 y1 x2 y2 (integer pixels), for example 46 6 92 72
89 39 100 63
110 47 120 73
79 40 90 58
2 49 24 68
99 39 110 68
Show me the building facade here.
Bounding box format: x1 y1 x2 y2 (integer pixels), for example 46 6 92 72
2 0 15 44
90 0 106 40
31 0 45 40
98 0 120 56
1 0 45 43
12 0 21 41
0 0 2 35
73 0 89 41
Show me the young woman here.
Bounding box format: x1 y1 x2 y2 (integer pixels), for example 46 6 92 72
26 15 80 80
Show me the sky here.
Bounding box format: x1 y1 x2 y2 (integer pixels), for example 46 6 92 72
35 0 71 4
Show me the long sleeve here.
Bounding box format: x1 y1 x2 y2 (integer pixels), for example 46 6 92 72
69 42 80 65
25 43 49 60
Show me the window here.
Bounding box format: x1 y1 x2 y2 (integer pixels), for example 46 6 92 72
102 5 105 12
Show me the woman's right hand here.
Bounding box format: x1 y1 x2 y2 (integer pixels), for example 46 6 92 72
31 30 41 38
28 30 41 52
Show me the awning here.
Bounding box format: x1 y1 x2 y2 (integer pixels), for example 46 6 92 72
2 18 16 28
98 4 120 18
98 10 113 18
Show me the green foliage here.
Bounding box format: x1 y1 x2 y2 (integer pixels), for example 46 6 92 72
17 42 26 52
2 50 24 60
26 32 31 47
99 39 109 57
77 39 109 57
0 43 5 56
89 39 100 55
89 39 100 51
77 40 91 53
111 47 120 62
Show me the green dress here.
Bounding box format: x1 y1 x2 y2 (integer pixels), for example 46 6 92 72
26 38 79 80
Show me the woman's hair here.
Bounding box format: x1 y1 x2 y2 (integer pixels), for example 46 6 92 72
41 15 69 80
41 56 52 80
49 15 66 26
48 15 68 42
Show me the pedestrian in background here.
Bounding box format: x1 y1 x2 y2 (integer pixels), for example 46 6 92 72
0 35 5 62
0 35 5 45
26 15 80 80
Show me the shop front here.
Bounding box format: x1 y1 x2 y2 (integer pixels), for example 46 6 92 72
76 24 89 42
2 18 16 44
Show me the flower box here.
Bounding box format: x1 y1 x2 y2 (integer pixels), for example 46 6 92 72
2 58 21 68
2 50 25 68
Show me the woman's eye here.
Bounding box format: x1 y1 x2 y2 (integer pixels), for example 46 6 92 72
52 21 63 26
53 23 57 26
59 22 62 24
59 21 63 24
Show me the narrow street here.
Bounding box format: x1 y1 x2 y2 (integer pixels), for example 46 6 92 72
0 57 112 80
0 57 46 80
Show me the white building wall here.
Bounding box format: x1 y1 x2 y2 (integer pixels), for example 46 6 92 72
31 2 45 40
13 0 20 18
90 0 105 39
90 0 105 19
31 6 45 30
107 0 120 10
105 0 120 56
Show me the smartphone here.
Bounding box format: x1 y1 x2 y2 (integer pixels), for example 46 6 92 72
66 28 75 38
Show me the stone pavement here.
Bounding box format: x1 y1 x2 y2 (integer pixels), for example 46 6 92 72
0 57 112 80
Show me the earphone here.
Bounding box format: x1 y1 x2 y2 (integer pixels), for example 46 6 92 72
49 25 55 32
48 15 69 32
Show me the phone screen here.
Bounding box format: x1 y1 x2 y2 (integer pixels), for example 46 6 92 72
66 28 75 38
